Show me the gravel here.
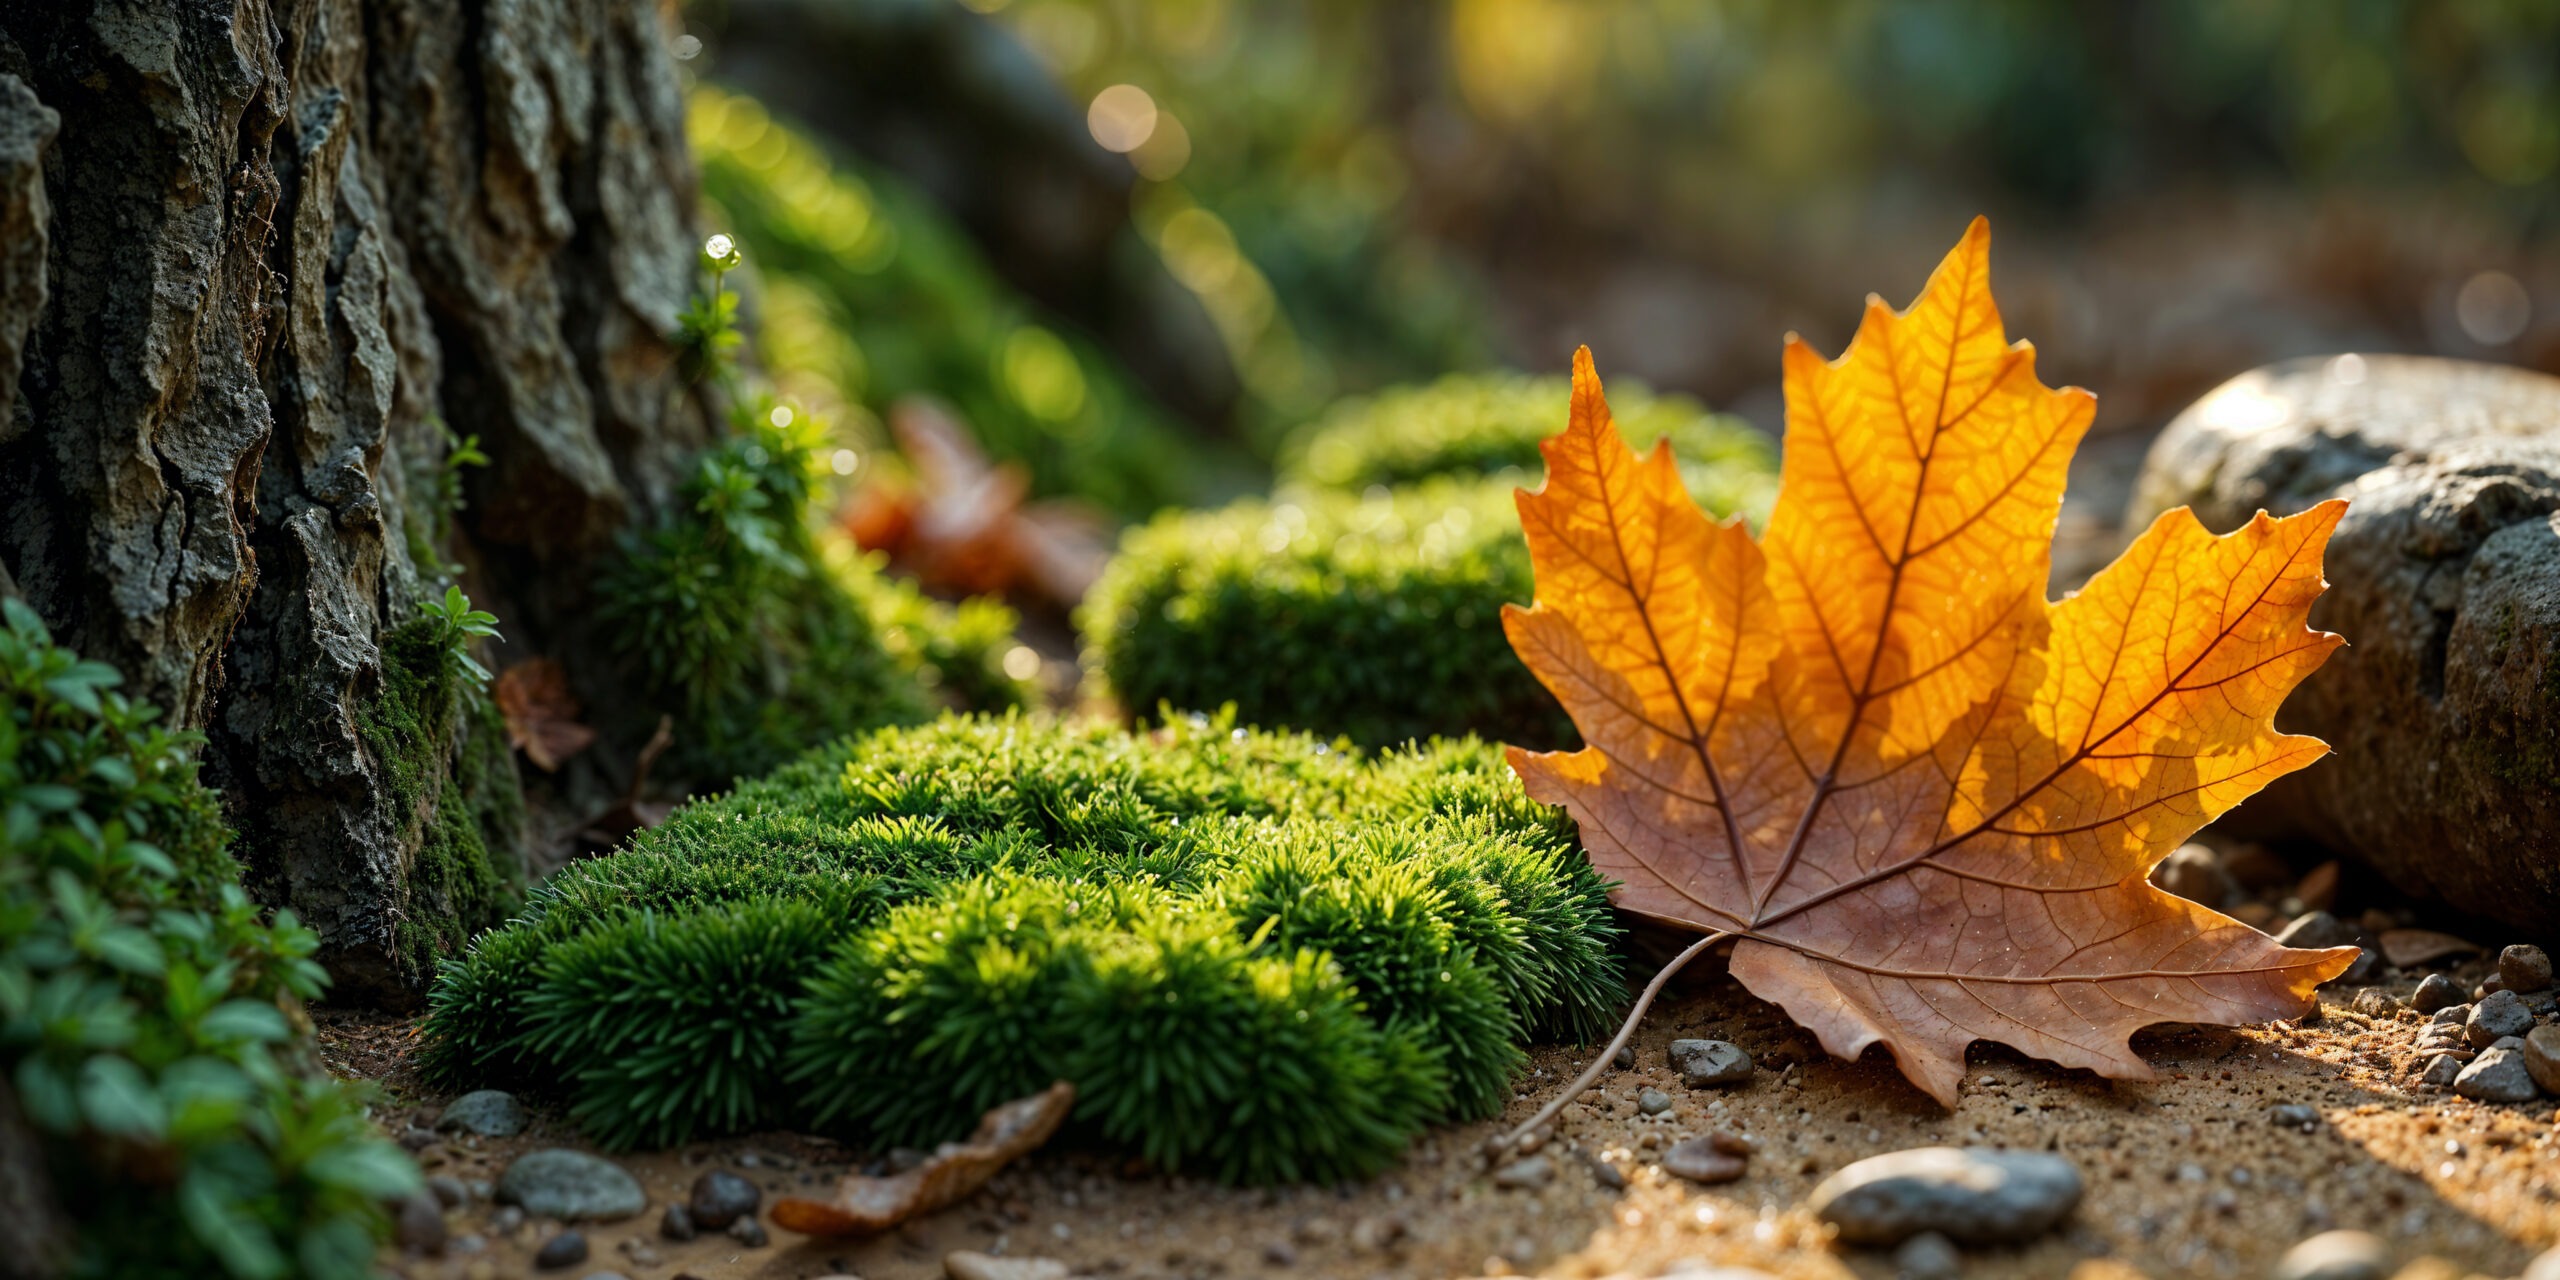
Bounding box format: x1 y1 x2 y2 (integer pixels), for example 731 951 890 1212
495 1150 647 1221
2270 1229 2390 1280
1806 1147 2083 1246
1660 1137 1747 1185
2503 945 2555 994
2467 989 2535 1047
1493 1156 1554 1190
2454 1046 2539 1103
532 1229 588 1270
1893 1230 1963 1280
436 1089 527 1137
657 1204 695 1241
1668 1038 1754 1088
2411 974 2465 1015
687 1168 760 1229
1637 1088 1673 1116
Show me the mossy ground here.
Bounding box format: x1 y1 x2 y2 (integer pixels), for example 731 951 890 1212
420 712 1625 1182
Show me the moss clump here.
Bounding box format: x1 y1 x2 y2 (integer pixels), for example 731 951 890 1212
1083 374 1776 748
361 611 525 989
1281 371 1775 521
420 713 1622 1181
0 598 417 1279
599 403 1031 785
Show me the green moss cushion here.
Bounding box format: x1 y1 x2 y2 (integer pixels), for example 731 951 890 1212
1281 370 1774 518
1084 374 1776 748
419 713 1622 1182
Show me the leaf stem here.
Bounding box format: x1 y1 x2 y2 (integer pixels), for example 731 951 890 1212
1497 929 1731 1149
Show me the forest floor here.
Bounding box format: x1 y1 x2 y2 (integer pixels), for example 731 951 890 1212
341 941 2558 1280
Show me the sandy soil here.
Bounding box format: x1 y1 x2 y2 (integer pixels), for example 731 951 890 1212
350 939 2559 1280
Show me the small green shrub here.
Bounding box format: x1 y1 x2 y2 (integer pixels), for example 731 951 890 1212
598 400 1030 784
0 599 416 1280
1083 373 1778 748
1280 370 1774 519
420 713 1622 1180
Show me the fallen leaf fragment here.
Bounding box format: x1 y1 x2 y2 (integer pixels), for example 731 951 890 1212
2379 928 2480 969
494 658 597 772
841 398 1109 608
1504 218 2359 1109
773 1082 1075 1237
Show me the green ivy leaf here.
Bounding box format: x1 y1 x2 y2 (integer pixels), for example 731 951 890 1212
77 1054 167 1138
303 1139 421 1200
198 1000 291 1045
94 926 166 977
180 1169 288 1280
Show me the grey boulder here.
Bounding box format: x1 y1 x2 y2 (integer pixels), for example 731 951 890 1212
1805 1147 2081 1247
494 1149 647 1221
2132 355 2560 930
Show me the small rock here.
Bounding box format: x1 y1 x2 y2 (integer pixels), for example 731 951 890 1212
395 1191 447 1256
2526 1243 2560 1280
2467 989 2534 1047
1637 1088 1673 1116
533 1230 588 1270
2271 1229 2389 1280
2455 1046 2538 1102
1349 1214 1406 1251
2350 988 2397 1017
1612 1045 1635 1070
2276 911 2359 950
2502 944 2554 994
490 1205 525 1233
2431 1003 2471 1026
1806 1147 2082 1246
2411 974 2465 1014
495 1150 648 1221
2525 1025 2560 1095
426 1175 470 1209
687 1169 760 1229
2151 843 2235 908
1262 1240 1297 1266
2267 1103 2320 1130
2418 1054 2465 1087
2482 972 2510 997
1893 1230 1963 1280
436 1089 526 1138
1668 1039 1755 1088
1661 1137 1748 1184
944 1251 1069 1280
658 1204 696 1241
1658 1264 1782 1280
579 1273 632 1280
398 1126 439 1152
726 1214 768 1247
1587 1156 1628 1190
1493 1156 1553 1190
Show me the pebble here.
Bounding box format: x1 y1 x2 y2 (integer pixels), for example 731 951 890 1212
2503 944 2555 993
398 1125 439 1152
2419 1054 2464 1087
533 1229 588 1270
615 1236 660 1267
2276 912 2378 983
1637 1088 1673 1116
495 1150 648 1221
425 1175 470 1209
490 1205 525 1233
658 1204 696 1241
579 1273 631 1280
1661 1137 1747 1184
1658 1264 1782 1280
1263 1241 1297 1266
2271 1229 2390 1280
1668 1039 1755 1088
435 1089 527 1138
2527 1026 2560 1095
1350 1214 1406 1251
1613 1045 1636 1070
2349 988 2397 1017
1587 1155 1628 1190
2467 989 2534 1047
2455 1046 2539 1102
687 1169 760 1229
395 1191 447 1256
2411 973 2464 1014
727 1214 768 1247
944 1252 1069 1280
2527 1243 2560 1280
1892 1230 1962 1280
1806 1147 2082 1247
2267 1103 2320 1130
1493 1156 1553 1190
2151 843 2234 907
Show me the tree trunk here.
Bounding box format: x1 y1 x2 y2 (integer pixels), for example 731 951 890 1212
0 0 709 1005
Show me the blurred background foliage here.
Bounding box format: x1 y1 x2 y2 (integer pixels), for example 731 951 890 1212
668 0 2560 718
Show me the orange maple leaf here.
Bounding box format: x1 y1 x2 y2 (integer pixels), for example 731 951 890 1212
1504 218 2357 1110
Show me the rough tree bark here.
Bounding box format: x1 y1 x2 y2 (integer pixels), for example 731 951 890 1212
0 0 709 1004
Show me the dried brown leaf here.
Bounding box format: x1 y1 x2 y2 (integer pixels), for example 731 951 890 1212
493 658 596 772
771 1082 1075 1237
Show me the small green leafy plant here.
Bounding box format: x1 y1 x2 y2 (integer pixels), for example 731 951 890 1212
419 712 1622 1181
0 598 417 1279
415 585 500 688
